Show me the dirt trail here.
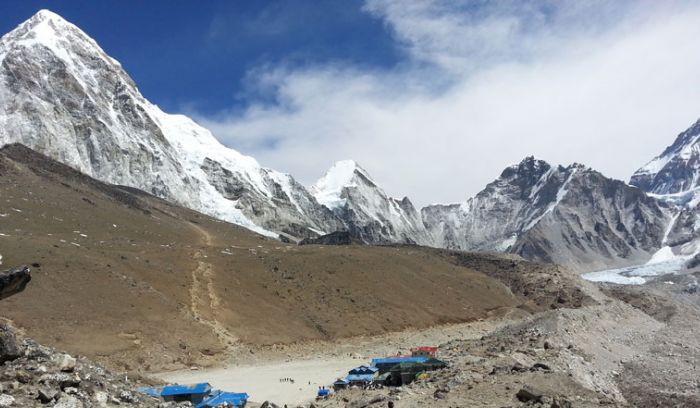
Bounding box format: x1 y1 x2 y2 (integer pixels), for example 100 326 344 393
188 222 239 354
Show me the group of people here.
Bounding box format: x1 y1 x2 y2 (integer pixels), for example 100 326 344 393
279 377 295 384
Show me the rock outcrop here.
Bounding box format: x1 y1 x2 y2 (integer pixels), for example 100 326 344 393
0 266 30 301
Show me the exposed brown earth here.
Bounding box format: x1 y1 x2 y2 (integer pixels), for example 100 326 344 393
0 144 588 375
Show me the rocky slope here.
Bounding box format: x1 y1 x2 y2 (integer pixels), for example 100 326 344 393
314 271 700 408
0 265 169 408
423 157 676 272
0 9 341 241
0 143 556 372
310 160 432 244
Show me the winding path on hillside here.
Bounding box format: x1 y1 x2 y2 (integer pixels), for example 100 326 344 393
187 222 239 353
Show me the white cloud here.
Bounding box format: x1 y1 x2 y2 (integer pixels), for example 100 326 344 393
196 0 700 207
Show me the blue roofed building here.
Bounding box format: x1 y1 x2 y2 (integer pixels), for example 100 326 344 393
196 390 249 408
345 365 378 386
370 357 429 373
138 383 212 405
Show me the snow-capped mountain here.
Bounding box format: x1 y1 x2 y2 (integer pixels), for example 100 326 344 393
310 160 432 244
423 157 676 271
3 10 698 275
0 10 342 239
626 117 700 271
422 157 578 251
630 117 700 195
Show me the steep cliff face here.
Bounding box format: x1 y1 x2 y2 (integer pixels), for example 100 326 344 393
0 10 341 239
511 170 674 271
311 160 433 244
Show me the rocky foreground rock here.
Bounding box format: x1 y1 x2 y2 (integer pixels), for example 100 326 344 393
0 267 183 408
0 267 30 302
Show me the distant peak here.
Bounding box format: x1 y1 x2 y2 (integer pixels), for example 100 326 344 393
332 159 361 170
310 159 377 208
317 159 374 187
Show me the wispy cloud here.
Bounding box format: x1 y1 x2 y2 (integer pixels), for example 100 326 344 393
195 0 700 207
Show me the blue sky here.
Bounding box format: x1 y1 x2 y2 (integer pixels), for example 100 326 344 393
0 1 401 114
3 1 700 205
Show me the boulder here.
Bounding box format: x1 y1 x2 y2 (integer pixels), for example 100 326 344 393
0 266 31 301
349 395 386 408
0 324 23 363
0 394 14 407
37 388 58 403
54 395 83 408
516 385 544 403
56 354 77 372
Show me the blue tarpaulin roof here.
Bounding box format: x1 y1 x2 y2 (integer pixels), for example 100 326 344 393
371 357 428 366
346 373 376 383
318 389 330 397
348 365 378 375
138 383 212 397
196 391 249 408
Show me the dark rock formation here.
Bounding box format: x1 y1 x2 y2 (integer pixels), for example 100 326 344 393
0 266 31 301
299 231 357 246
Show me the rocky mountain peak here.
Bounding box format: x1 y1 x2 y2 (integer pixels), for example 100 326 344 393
2 9 106 62
22 9 70 29
500 156 549 178
310 160 432 245
311 160 377 209
630 116 700 194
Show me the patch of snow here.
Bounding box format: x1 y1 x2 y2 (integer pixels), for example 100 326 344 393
582 270 646 285
582 257 688 285
494 234 517 252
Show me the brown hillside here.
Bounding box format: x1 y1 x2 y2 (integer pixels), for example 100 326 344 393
0 144 588 372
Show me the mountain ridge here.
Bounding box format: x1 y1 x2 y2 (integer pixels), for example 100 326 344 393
1 9 700 274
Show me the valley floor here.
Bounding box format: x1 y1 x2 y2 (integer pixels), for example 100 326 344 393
155 317 518 405
154 271 700 407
